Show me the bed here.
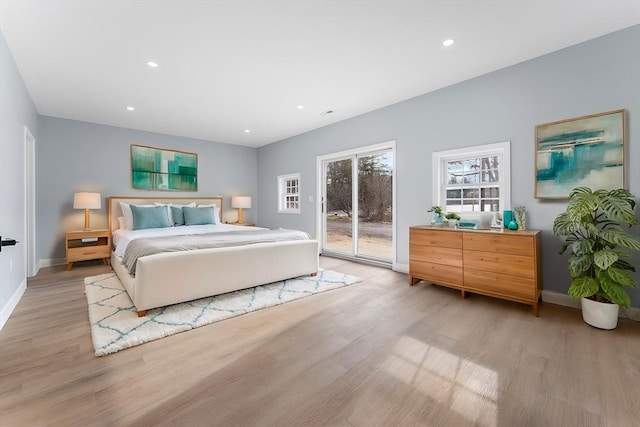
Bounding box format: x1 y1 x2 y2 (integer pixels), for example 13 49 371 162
108 196 319 316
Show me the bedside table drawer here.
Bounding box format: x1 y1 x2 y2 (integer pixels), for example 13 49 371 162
67 245 110 262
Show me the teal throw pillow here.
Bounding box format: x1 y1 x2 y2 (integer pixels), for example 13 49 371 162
131 205 172 230
171 206 186 226
183 206 215 225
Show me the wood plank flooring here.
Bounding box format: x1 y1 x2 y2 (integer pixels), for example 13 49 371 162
1 257 639 426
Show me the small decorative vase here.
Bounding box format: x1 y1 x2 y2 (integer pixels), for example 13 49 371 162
503 210 513 229
432 213 443 224
507 220 519 230
514 207 527 230
448 219 457 228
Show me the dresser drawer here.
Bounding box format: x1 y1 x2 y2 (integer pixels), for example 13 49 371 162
464 269 536 301
67 245 110 262
463 233 534 256
410 261 463 287
410 228 462 249
463 250 535 278
409 245 462 267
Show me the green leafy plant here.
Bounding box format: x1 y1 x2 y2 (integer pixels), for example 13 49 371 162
428 205 443 216
445 212 461 220
553 187 640 307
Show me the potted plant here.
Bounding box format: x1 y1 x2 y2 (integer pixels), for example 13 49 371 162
553 187 640 329
428 205 443 224
445 212 461 227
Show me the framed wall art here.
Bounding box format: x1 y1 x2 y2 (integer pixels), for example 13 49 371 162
535 109 625 199
131 144 198 191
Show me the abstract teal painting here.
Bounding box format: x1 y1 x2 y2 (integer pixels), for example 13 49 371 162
535 110 625 199
131 144 197 191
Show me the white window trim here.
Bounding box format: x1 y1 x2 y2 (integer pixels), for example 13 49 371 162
278 172 301 214
432 141 511 211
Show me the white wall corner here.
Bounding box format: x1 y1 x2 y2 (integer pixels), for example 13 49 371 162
0 279 26 331
393 263 409 274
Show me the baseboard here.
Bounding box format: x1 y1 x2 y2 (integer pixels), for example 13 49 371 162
39 257 66 268
0 279 26 331
620 306 640 322
541 290 581 309
542 290 640 322
393 263 409 274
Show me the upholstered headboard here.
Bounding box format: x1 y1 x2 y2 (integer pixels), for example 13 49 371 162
107 196 223 235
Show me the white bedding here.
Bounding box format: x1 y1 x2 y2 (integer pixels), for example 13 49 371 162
112 224 265 257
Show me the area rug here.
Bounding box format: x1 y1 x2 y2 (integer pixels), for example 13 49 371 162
85 270 362 356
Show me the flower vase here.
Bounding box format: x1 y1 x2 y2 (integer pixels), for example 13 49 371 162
515 208 526 230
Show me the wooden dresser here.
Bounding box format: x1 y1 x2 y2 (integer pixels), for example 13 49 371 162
409 226 542 315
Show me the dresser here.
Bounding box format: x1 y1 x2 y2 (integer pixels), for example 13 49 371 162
409 226 542 315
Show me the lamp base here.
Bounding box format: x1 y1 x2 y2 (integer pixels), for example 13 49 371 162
237 208 245 224
84 209 92 231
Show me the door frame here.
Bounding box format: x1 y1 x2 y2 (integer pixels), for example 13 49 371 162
316 140 396 267
24 125 37 277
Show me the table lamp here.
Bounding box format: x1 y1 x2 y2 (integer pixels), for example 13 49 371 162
73 192 101 230
231 196 251 224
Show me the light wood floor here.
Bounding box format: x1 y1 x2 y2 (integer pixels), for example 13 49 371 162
1 257 639 427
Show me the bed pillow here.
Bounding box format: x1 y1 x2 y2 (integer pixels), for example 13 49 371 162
183 206 215 226
117 216 126 230
154 202 196 225
197 204 222 225
120 202 156 230
170 206 186 226
131 205 173 230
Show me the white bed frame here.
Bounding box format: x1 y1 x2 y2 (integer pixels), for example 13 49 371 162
108 196 319 316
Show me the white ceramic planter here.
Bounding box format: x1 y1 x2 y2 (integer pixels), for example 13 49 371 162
580 297 619 330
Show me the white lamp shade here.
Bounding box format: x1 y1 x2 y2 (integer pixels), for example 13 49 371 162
73 192 101 210
232 196 252 209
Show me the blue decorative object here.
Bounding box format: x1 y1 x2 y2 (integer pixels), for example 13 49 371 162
508 220 519 230
503 210 513 229
432 213 443 224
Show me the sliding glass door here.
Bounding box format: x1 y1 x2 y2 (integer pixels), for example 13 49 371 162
321 145 394 264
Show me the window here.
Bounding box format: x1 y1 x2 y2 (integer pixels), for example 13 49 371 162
432 142 510 213
278 173 301 214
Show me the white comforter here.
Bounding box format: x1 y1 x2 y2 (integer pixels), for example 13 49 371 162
112 224 265 257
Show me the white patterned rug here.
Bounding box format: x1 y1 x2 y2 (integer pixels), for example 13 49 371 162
85 270 362 356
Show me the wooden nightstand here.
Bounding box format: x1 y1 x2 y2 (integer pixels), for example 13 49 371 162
65 229 110 270
229 222 255 227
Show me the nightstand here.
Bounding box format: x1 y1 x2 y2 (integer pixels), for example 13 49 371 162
229 222 256 227
65 229 110 270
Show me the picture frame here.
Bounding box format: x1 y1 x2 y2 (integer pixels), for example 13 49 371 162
131 144 198 191
535 109 625 199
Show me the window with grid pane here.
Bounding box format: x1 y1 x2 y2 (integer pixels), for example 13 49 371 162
432 142 510 214
278 173 301 213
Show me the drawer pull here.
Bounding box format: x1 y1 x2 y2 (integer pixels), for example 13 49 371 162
83 251 98 255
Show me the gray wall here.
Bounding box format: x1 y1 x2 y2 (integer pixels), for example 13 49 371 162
37 117 258 261
0 30 39 317
257 25 640 307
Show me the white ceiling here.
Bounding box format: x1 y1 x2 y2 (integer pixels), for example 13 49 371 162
1 1 639 148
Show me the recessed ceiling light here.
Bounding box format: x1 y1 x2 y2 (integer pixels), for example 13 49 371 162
442 39 454 47
146 61 159 68
297 105 304 109
244 129 251 133
126 106 135 111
